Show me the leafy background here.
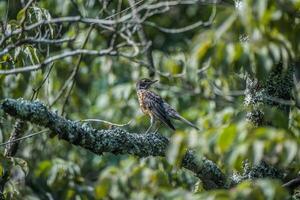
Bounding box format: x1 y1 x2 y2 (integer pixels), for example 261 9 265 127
0 0 300 199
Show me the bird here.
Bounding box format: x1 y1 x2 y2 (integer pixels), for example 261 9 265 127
136 78 199 133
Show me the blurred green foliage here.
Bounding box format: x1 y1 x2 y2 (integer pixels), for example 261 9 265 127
0 0 300 199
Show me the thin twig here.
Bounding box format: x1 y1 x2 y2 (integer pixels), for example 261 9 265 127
107 0 123 48
0 48 116 75
263 95 297 106
0 37 75 57
106 0 145 20
31 63 55 100
79 119 132 127
0 1 213 46
129 0 155 77
0 129 48 147
144 5 216 34
60 25 95 114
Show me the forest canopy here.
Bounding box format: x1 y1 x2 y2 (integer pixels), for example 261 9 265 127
0 0 300 199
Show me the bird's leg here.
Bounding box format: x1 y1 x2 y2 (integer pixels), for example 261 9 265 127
145 115 154 134
153 121 159 134
145 125 152 134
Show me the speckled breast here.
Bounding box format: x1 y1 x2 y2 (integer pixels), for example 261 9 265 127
137 89 150 115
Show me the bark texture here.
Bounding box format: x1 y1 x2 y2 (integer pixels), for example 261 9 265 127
1 98 226 190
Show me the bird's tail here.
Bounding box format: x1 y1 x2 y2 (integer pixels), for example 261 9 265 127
177 115 199 130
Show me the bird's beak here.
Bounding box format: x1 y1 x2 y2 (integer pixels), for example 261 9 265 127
150 80 158 85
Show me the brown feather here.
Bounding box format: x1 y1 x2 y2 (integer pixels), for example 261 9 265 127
137 89 175 130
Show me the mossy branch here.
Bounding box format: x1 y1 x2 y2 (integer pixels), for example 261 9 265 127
1 98 227 190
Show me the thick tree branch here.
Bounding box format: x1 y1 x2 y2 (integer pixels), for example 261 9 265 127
1 98 227 190
0 120 27 198
3 120 27 157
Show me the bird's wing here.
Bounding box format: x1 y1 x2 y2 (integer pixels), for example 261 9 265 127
163 102 199 130
144 92 175 130
163 102 180 119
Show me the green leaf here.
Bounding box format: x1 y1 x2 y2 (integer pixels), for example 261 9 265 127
25 46 40 65
283 141 298 165
256 0 267 21
215 13 237 40
95 180 111 198
217 125 237 153
196 39 212 62
17 8 26 22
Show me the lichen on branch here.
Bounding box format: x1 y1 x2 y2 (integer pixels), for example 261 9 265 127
1 98 227 190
